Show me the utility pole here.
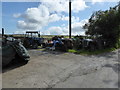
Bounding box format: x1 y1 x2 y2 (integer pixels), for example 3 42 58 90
38 30 40 37
69 0 71 38
2 28 4 37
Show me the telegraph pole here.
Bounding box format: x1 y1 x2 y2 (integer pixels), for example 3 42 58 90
69 0 71 38
2 28 4 37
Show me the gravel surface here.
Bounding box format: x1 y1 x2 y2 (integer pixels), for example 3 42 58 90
2 49 119 88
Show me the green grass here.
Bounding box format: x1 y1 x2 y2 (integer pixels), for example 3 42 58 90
40 35 74 39
37 48 45 51
68 49 78 53
68 47 117 55
10 34 74 40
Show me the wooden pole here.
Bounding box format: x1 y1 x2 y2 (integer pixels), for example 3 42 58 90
69 0 71 38
2 28 4 37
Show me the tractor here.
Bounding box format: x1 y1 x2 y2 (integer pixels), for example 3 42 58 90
23 31 45 49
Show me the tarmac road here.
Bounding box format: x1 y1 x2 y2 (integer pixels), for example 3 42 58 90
2 49 119 88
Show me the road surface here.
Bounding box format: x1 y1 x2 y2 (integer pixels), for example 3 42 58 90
2 49 119 88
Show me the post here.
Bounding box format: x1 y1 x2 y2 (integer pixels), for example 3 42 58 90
2 28 4 37
38 31 40 37
69 0 71 38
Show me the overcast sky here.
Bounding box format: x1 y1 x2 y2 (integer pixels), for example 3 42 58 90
1 0 118 35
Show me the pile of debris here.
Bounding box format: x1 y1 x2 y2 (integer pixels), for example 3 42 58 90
73 35 107 51
44 36 73 52
1 28 30 67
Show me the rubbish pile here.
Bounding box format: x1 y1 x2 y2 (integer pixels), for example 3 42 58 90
1 35 30 67
73 35 107 51
45 36 73 52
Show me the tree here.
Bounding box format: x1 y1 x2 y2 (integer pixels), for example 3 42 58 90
83 2 120 48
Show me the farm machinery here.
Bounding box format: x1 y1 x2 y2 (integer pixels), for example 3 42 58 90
23 31 45 49
45 36 73 52
73 35 106 51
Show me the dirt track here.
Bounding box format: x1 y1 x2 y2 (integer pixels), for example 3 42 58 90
2 49 120 88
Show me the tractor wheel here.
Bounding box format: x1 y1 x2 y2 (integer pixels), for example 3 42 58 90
62 44 68 52
89 43 95 51
23 39 31 48
32 43 38 49
42 43 46 48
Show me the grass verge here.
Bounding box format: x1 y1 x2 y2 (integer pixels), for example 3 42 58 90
68 47 117 55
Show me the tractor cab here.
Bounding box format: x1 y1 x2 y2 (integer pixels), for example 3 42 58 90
23 31 44 49
25 31 40 38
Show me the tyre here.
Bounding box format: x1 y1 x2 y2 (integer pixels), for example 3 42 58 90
15 53 29 64
32 43 38 49
23 60 29 64
23 39 30 48
2 45 16 67
61 44 68 52
42 43 46 48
